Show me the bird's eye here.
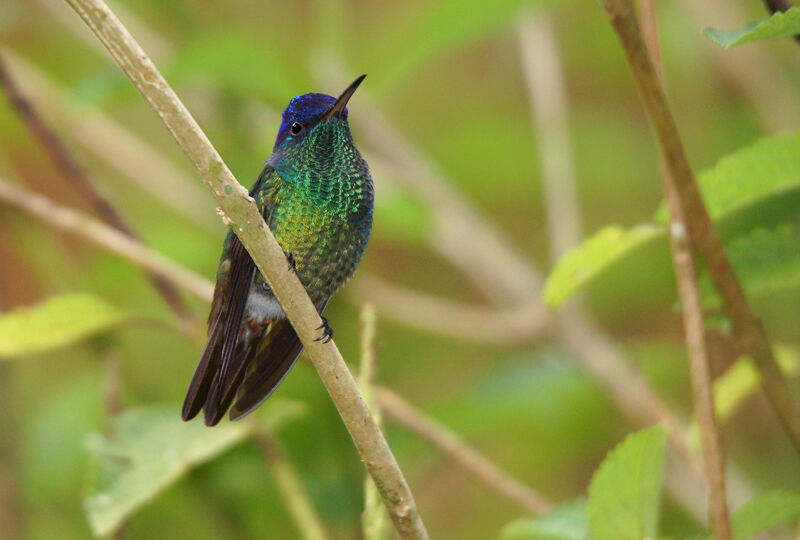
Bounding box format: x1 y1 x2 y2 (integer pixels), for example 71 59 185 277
290 122 304 136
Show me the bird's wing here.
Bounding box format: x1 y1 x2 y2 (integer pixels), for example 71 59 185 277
182 165 275 424
229 298 329 421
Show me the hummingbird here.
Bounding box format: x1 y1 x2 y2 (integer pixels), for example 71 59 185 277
182 75 373 426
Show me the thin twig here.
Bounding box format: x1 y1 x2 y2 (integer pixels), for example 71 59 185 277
255 431 328 540
352 276 545 345
517 14 581 261
669 217 732 539
377 387 553 515
516 12 725 521
0 52 195 327
0 48 218 231
638 5 731 534
600 0 800 455
0 179 214 302
359 303 388 540
62 1 427 536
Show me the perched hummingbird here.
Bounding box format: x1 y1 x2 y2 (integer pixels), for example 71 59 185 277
183 75 373 426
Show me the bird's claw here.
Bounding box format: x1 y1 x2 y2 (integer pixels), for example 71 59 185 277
314 317 333 343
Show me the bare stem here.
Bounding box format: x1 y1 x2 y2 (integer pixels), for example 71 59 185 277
0 52 195 327
62 0 427 536
669 217 732 539
600 0 800 455
517 13 581 261
359 303 388 540
256 431 328 540
352 276 545 345
636 4 731 534
377 387 553 515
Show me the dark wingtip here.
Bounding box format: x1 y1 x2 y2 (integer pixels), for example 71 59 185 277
182 393 203 421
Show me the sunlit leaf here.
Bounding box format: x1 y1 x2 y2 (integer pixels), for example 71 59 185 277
654 132 800 222
543 225 663 307
587 426 666 540
699 226 800 310
0 293 128 359
546 132 800 307
732 491 800 540
703 7 800 48
501 499 588 540
83 400 305 537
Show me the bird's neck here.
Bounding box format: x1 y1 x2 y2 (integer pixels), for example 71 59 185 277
268 125 372 223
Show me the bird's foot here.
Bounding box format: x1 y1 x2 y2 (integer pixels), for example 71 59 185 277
314 317 334 343
285 252 297 272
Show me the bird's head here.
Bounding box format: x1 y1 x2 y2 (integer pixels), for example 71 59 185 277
268 75 366 176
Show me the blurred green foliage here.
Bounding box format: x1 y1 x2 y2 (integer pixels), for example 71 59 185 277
1 0 800 539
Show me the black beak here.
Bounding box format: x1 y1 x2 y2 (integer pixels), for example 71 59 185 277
320 74 366 122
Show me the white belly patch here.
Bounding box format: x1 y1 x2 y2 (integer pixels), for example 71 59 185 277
246 289 285 323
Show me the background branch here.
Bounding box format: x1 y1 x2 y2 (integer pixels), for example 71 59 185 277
638 3 732 534
600 0 800 455
359 303 389 540
0 48 218 231
377 387 553 515
63 0 427 535
0 179 214 303
0 52 195 328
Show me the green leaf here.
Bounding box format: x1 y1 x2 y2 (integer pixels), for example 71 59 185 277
587 426 666 540
83 400 305 537
732 491 800 540
0 293 128 359
501 499 588 540
543 225 663 307
703 7 800 48
545 132 800 307
654 132 800 223
699 226 800 310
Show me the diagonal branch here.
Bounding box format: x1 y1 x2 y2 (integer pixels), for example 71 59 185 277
0 177 553 518
377 387 553 515
0 179 214 302
62 1 427 537
1 48 218 231
636 2 731 534
600 0 800 455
